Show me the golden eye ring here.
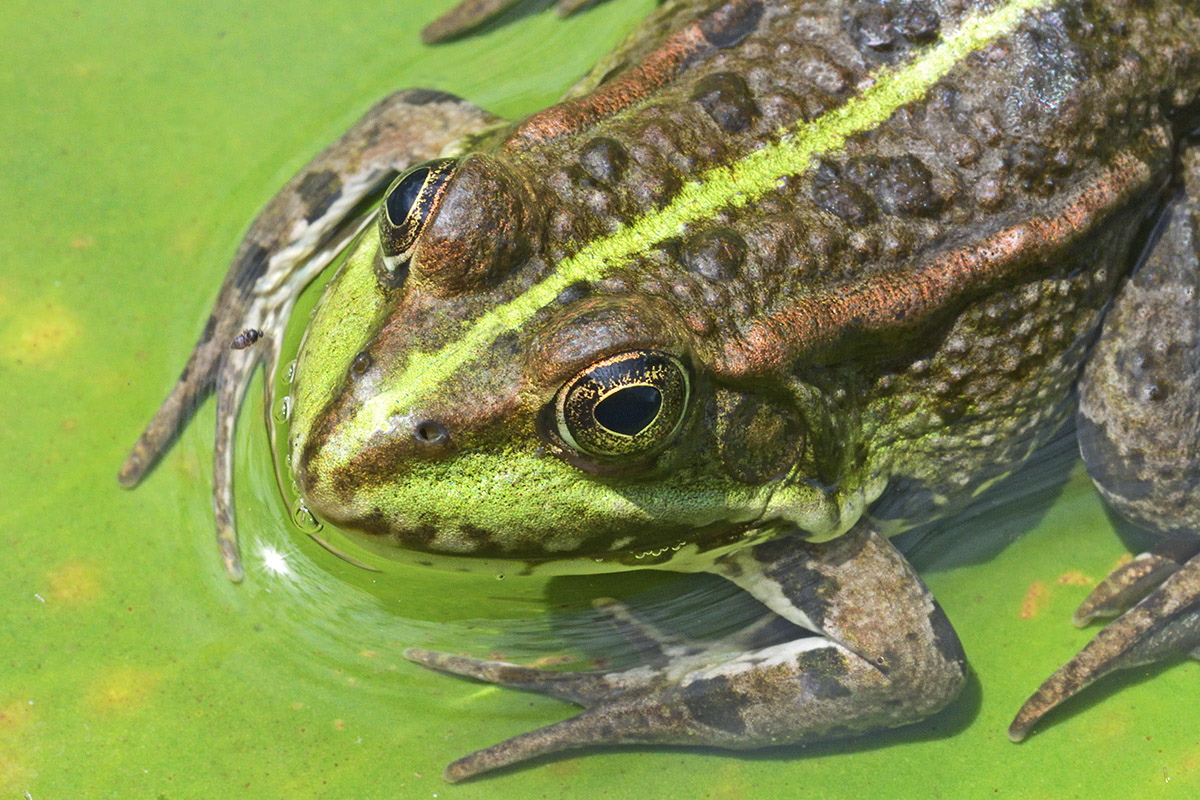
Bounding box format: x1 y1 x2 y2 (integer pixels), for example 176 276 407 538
377 158 457 282
554 350 690 460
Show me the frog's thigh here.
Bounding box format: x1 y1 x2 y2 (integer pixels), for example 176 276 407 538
710 525 968 734
1010 147 1200 741
1072 145 1200 619
1077 149 1200 540
410 524 966 782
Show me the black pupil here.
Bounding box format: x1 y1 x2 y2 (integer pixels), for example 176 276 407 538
594 385 662 436
386 167 430 224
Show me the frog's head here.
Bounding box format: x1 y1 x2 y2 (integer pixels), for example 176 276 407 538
288 157 858 572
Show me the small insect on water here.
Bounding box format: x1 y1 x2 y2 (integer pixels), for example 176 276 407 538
230 329 263 350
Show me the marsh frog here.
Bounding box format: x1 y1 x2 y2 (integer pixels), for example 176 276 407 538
121 0 1200 783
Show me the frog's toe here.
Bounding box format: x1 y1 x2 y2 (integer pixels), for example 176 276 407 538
420 0 524 44
117 315 234 490
1072 541 1199 626
404 647 639 706
440 691 669 783
1010 549 1200 742
419 0 605 43
210 344 262 582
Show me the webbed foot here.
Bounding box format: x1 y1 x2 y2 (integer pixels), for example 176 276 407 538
1010 548 1200 741
407 524 967 782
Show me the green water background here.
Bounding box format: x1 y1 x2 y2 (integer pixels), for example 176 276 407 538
3 0 1198 796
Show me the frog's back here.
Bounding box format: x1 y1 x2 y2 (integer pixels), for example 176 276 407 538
485 0 1200 328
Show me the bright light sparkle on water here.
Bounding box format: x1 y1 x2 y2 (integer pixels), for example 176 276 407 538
259 543 292 577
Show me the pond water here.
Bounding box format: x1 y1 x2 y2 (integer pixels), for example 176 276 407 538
4 0 1197 796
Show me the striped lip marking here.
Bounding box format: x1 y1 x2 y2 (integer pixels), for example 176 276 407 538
363 0 1053 425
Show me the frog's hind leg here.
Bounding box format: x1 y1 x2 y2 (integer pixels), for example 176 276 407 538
1009 146 1200 741
406 523 967 782
118 90 501 580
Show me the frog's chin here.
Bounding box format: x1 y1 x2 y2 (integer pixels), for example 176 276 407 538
312 513 835 579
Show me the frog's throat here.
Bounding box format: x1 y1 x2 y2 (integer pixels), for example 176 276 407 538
363 0 1051 427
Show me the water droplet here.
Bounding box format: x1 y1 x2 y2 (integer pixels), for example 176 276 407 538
285 359 297 384
292 500 323 533
274 395 292 422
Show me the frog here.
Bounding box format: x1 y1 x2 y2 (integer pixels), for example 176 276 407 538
119 0 1200 783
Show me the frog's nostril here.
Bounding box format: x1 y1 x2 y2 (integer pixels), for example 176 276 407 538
350 350 373 376
413 419 450 447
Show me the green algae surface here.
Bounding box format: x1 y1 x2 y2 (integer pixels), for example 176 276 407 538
3 0 1199 797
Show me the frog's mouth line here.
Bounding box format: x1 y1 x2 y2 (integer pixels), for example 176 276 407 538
306 500 798 578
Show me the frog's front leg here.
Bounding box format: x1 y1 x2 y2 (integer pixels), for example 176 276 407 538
407 524 967 782
1010 146 1200 740
119 90 501 579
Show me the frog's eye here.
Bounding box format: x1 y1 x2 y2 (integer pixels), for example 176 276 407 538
377 158 457 286
554 350 690 460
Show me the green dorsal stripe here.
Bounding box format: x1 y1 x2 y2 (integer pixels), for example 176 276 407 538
370 0 1050 422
